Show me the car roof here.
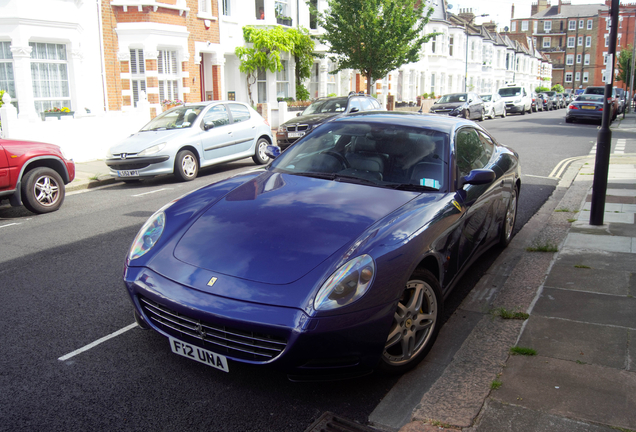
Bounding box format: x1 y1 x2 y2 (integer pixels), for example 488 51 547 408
329 111 477 135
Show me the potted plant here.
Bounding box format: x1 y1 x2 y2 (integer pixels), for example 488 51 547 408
161 99 184 111
42 106 74 120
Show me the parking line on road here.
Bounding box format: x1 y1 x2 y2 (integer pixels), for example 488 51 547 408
0 222 21 229
549 155 594 179
58 323 137 361
132 188 172 197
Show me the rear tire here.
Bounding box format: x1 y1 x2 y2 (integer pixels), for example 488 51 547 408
174 150 198 182
252 137 270 165
501 109 507 118
21 167 65 214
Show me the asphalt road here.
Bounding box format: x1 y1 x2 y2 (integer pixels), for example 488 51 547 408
0 108 602 432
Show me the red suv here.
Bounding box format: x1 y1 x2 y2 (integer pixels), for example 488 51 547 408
0 139 75 214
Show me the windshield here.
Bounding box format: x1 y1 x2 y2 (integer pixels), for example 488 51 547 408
584 87 604 95
480 95 492 102
270 121 449 191
576 95 603 102
140 106 204 131
498 88 522 97
544 91 556 96
438 94 467 103
302 98 349 115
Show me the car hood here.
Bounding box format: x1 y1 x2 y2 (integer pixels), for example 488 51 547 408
283 112 338 127
172 171 417 284
109 129 188 154
431 102 465 110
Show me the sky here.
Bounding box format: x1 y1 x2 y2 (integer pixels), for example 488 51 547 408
450 0 606 31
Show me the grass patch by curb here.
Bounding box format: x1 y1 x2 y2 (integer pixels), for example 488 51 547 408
574 264 591 269
555 208 571 212
491 307 529 320
510 346 537 356
567 218 577 223
490 380 502 390
526 241 558 253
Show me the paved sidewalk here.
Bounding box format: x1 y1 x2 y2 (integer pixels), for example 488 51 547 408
392 115 636 432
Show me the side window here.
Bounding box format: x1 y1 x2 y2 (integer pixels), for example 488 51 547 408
360 97 375 111
348 99 362 112
371 99 381 110
455 128 491 178
228 103 251 123
202 105 230 128
477 131 495 164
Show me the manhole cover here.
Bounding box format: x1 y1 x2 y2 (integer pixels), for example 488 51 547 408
304 412 381 432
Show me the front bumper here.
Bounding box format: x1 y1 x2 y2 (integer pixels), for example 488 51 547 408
125 266 393 379
105 155 172 178
505 103 525 113
429 109 464 117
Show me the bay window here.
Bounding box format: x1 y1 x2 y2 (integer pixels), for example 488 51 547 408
29 42 70 114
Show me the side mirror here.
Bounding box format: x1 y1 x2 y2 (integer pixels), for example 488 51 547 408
296 112 302 117
203 122 215 131
264 145 281 159
468 99 473 104
349 107 359 113
459 169 496 189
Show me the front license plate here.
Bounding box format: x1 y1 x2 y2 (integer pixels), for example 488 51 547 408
581 106 596 110
169 337 229 373
118 170 139 177
288 132 305 138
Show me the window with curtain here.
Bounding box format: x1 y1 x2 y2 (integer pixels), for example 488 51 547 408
276 60 289 98
222 0 231 16
584 54 590 65
309 63 319 98
0 42 16 105
257 68 267 103
30 42 70 114
327 62 337 95
158 50 179 102
130 49 146 107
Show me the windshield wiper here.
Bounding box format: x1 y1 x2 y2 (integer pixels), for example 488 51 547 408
288 171 337 180
332 174 379 185
144 127 168 131
383 183 440 192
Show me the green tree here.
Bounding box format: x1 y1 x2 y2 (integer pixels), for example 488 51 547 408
535 86 550 93
551 84 564 93
235 26 316 105
616 46 633 86
315 0 437 95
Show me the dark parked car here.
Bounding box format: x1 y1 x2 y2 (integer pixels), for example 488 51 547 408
0 139 75 214
584 86 618 120
566 94 612 124
556 93 566 109
542 91 559 109
124 112 521 380
429 92 485 120
276 94 382 150
538 93 554 111
531 92 543 112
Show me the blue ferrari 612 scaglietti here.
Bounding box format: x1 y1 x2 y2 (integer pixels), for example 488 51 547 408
123 112 521 381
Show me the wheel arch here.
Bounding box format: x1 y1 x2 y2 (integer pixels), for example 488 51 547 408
20 157 71 184
257 134 272 144
413 254 442 285
177 145 201 165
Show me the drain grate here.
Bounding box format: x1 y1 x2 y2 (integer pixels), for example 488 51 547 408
304 412 381 432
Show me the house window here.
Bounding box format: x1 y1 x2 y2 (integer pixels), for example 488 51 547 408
606 18 610 30
471 41 476 61
579 20 584 29
512 21 517 31
222 0 231 16
605 34 609 47
430 73 435 94
0 41 16 103
569 20 576 30
29 42 70 114
534 21 538 33
327 62 336 95
199 0 211 15
566 54 574 65
158 50 179 102
575 72 580 81
309 62 319 99
587 19 593 30
431 30 436 54
565 72 572 82
576 54 582 63
309 0 317 29
255 0 264 19
522 21 528 31
586 36 591 47
276 59 289 98
130 49 146 107
578 36 583 46
544 20 552 31
583 71 589 82
584 54 590 65
275 0 289 19
449 36 454 57
257 68 266 103
603 52 608 64
567 37 575 48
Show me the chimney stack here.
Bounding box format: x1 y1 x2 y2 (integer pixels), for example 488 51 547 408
459 7 476 24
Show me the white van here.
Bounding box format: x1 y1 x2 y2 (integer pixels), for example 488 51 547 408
497 85 532 115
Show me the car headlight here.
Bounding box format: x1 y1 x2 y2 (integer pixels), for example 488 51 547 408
137 143 166 157
314 255 375 311
278 125 286 133
514 99 522 103
128 211 166 260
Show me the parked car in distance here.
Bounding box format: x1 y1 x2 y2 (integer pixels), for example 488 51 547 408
276 94 382 150
0 138 75 214
429 92 485 120
555 93 566 109
106 101 274 182
531 92 543 112
565 94 610 124
584 86 618 120
538 93 554 111
124 112 521 380
497 85 532 115
479 93 507 118
615 87 626 114
542 91 559 109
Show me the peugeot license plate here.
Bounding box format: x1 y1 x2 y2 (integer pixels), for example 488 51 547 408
118 170 139 177
288 132 305 138
169 337 229 372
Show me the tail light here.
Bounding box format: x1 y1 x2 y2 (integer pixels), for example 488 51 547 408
569 104 578 109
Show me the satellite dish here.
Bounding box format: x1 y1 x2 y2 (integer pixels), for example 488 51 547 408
447 4 453 9
504 26 509 32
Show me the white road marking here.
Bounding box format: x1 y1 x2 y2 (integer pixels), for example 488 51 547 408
0 222 21 229
523 174 559 180
58 323 138 361
615 139 626 154
548 155 594 179
132 188 171 197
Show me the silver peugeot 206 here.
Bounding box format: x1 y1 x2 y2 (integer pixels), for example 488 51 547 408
106 101 274 182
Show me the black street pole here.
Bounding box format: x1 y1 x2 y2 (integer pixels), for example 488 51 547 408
590 0 620 225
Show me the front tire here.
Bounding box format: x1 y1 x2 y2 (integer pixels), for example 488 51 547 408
501 109 507 118
174 150 198 182
20 167 65 214
252 137 270 165
478 108 485 121
380 269 443 374
500 185 518 247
